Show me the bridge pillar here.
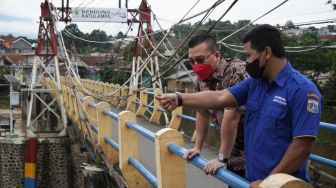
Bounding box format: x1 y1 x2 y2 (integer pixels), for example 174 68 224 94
168 106 183 130
149 89 163 124
155 128 185 188
118 111 151 188
96 102 118 165
260 173 312 188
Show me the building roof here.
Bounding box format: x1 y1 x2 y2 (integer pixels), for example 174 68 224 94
177 75 197 83
5 54 27 65
0 37 32 45
0 37 17 44
3 74 19 84
320 34 336 41
77 55 112 67
165 70 194 80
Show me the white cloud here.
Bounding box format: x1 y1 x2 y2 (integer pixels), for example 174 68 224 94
0 20 37 38
0 0 39 22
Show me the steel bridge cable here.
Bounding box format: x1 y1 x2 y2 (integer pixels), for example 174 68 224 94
152 14 197 86
218 0 289 43
137 0 236 91
220 42 336 53
73 0 91 11
63 0 220 47
61 14 138 98
206 0 239 33
47 0 96 144
292 18 336 27
60 0 223 98
135 0 224 84
85 0 225 97
74 0 98 12
179 0 225 24
63 29 132 44
59 26 102 124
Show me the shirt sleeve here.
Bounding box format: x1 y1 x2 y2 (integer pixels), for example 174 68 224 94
292 86 322 138
227 59 249 87
227 78 251 106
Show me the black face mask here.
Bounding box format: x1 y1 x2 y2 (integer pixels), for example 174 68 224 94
246 57 265 78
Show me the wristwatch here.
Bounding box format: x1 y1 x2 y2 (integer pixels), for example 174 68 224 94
218 154 229 164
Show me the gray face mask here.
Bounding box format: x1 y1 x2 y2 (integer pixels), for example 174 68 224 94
246 57 265 78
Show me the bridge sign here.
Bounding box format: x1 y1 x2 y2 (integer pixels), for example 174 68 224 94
72 8 128 23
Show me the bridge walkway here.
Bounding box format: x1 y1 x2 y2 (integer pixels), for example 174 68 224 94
109 106 227 188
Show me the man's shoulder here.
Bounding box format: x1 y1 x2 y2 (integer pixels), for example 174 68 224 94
289 70 317 88
224 58 245 65
220 58 246 74
287 70 321 98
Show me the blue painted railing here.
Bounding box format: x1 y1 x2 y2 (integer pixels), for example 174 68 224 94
81 98 336 187
104 136 120 152
89 124 98 133
128 156 158 188
168 143 250 188
309 154 336 168
126 120 155 142
144 91 156 95
102 108 119 121
320 122 336 132
177 113 215 128
88 102 97 109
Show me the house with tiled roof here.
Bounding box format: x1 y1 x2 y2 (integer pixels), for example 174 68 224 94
0 37 34 54
0 53 35 85
165 69 197 93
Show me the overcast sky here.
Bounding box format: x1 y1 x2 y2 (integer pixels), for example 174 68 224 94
0 0 335 39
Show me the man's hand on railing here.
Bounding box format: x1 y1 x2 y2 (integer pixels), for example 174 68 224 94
155 93 179 111
204 158 227 175
183 147 201 162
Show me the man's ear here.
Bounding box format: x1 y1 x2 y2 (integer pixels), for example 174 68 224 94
265 46 272 60
215 50 221 59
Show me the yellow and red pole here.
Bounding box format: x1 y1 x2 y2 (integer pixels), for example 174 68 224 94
24 138 37 188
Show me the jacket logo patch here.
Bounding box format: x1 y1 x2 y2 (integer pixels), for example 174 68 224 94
307 93 319 100
307 99 319 113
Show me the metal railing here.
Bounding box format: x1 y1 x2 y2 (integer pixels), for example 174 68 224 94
55 77 336 188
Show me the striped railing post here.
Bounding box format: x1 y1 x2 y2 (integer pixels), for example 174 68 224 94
24 138 38 188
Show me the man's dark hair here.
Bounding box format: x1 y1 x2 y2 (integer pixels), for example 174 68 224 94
188 34 218 52
242 24 285 58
